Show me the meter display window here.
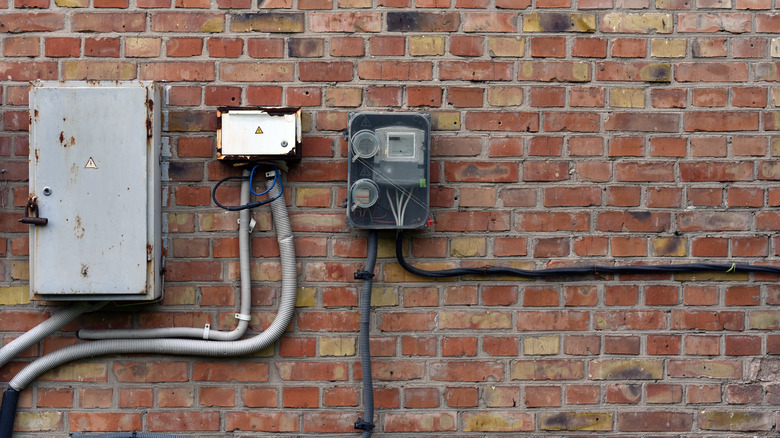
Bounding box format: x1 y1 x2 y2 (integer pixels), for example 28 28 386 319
385 132 417 161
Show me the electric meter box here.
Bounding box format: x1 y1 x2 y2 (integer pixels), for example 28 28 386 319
347 112 430 229
217 107 301 161
27 81 162 301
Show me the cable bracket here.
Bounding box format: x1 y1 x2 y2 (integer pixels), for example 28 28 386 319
202 324 210 340
354 270 374 280
235 313 252 321
354 418 375 431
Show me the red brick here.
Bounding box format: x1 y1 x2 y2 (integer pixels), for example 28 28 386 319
69 413 142 432
0 12 64 32
526 386 561 407
450 35 483 56
4 37 39 57
676 62 749 82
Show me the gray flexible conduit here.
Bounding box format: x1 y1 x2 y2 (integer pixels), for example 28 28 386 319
1 177 295 437
78 170 253 341
356 230 378 438
0 301 104 370
299 230 377 438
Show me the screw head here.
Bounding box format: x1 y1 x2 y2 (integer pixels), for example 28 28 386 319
42 187 52 196
281 140 288 148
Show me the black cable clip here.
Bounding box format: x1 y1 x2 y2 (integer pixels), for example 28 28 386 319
355 418 375 431
354 270 374 280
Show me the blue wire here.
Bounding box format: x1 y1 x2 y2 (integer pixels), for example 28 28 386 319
249 165 278 197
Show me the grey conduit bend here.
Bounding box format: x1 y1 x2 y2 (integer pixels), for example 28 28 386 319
0 177 295 437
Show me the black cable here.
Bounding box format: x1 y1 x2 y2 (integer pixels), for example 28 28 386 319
211 166 282 211
396 230 780 278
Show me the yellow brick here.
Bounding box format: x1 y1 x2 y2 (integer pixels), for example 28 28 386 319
54 0 87 6
431 112 461 131
524 335 559 355
483 385 517 407
126 37 162 58
772 137 780 155
378 237 406 258
409 36 445 56
540 412 613 431
10 261 29 281
488 87 523 106
15 412 62 432
610 88 645 108
651 39 686 58
295 287 316 307
652 237 686 257
295 187 329 207
489 37 525 57
40 363 107 382
602 13 673 34
749 311 780 329
201 17 226 33
164 286 196 305
371 287 399 307
699 411 772 431
524 13 596 33
338 0 371 6
464 412 533 432
451 238 486 257
572 62 590 81
319 337 356 356
325 87 362 107
300 112 312 132
63 61 136 81
0 286 30 305
772 38 780 58
251 344 275 357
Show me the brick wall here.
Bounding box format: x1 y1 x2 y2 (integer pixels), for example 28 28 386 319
2 0 780 436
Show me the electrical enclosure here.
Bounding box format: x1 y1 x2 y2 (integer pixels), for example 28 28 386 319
27 81 162 301
347 112 430 229
217 107 302 161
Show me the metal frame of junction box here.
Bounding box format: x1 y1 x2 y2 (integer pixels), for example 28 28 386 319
217 107 302 161
27 81 162 301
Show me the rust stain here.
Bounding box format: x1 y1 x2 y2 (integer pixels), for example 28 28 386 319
34 148 39 163
69 136 75 146
80 264 89 278
59 131 64 144
74 215 85 239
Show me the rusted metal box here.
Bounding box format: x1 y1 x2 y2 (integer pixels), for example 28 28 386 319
27 81 161 301
216 107 301 161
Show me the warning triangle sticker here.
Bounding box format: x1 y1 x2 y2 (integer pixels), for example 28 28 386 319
85 157 98 169
360 117 372 128
255 126 263 134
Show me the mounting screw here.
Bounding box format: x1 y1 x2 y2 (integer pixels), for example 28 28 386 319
42 187 52 196
281 140 288 148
